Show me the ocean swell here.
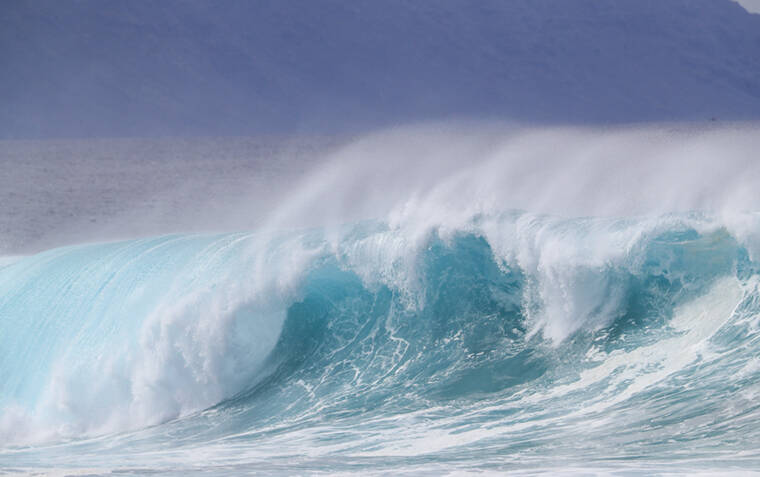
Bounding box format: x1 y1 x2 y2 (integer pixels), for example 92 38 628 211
0 208 754 448
3 126 760 474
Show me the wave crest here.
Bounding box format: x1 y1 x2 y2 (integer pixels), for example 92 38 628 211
1 207 753 445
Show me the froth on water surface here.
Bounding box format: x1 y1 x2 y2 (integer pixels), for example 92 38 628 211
2 123 760 474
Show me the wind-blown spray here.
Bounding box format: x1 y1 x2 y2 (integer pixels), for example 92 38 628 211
2 124 760 475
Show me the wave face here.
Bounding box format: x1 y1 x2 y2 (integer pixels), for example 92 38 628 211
2 209 760 474
3 126 760 474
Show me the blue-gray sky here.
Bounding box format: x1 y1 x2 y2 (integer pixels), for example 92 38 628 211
2 0 760 139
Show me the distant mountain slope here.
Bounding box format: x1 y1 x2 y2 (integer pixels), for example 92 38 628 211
1 0 759 138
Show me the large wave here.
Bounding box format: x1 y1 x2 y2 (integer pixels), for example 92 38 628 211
2 125 760 473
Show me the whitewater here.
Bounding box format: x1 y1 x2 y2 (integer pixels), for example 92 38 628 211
2 125 760 475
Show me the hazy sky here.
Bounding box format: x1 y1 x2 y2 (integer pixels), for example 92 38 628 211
737 0 760 12
2 0 759 139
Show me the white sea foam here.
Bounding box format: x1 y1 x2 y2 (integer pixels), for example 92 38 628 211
2 123 760 460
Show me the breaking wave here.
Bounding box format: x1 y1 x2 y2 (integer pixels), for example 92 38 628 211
2 125 760 474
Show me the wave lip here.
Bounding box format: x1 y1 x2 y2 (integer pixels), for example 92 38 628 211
0 232 313 443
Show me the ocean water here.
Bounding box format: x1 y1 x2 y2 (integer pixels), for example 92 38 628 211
2 127 760 475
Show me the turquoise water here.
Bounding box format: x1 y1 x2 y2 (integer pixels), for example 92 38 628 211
2 211 760 475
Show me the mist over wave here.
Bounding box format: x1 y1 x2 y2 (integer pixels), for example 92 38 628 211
1 124 760 474
5 123 760 254
269 123 760 220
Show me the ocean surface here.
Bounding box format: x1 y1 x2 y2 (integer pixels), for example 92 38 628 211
2 127 760 475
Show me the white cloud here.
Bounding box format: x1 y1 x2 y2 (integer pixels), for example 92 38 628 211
735 0 760 13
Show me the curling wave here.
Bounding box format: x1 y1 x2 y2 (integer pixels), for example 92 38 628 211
3 126 760 474
2 209 760 461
